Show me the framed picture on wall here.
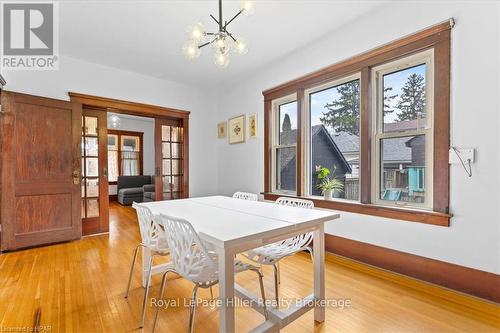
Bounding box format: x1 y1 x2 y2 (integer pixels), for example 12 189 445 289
228 115 245 144
217 121 227 138
249 114 257 138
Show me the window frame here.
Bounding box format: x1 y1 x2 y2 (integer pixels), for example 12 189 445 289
271 94 298 195
262 20 452 226
371 49 434 210
107 129 144 184
304 73 362 199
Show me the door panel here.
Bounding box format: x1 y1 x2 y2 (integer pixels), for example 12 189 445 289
0 92 81 250
81 108 109 236
155 118 188 201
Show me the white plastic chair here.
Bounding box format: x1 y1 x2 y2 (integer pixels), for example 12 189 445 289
243 197 315 304
152 213 267 333
126 202 170 328
232 191 258 201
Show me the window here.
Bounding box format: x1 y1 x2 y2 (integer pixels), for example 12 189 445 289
263 21 451 226
107 130 143 183
306 75 361 201
372 50 433 209
272 96 297 193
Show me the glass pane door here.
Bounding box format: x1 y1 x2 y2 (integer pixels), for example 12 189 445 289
161 124 183 200
82 116 100 218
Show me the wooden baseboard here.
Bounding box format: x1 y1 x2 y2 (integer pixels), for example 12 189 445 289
325 234 500 304
327 254 500 324
109 195 117 202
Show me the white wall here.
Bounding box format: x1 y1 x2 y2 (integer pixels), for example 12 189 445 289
216 1 500 274
4 55 219 197
107 114 155 196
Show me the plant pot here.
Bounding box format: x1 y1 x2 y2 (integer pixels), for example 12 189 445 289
323 189 333 201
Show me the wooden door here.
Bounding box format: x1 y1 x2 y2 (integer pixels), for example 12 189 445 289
81 108 109 235
154 118 189 200
0 92 81 250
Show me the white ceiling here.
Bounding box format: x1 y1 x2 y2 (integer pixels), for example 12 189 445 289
60 1 387 87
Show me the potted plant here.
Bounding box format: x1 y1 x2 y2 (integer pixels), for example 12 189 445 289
315 166 344 200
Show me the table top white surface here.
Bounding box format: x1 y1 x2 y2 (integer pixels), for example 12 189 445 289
140 196 340 248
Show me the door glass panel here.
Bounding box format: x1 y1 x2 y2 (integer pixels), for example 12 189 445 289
172 160 180 175
86 178 99 197
86 199 99 217
85 158 99 177
85 137 98 156
82 115 100 219
160 124 184 201
162 126 171 141
162 143 170 158
84 117 98 136
162 160 171 175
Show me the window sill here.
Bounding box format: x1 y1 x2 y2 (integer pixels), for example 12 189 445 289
262 192 451 227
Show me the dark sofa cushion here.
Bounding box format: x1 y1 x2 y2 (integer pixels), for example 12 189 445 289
118 187 144 196
143 192 155 199
117 175 153 192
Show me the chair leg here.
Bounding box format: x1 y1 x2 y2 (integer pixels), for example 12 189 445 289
125 244 142 298
304 246 314 263
152 271 170 333
139 255 154 328
189 285 199 333
250 268 268 319
277 262 281 285
272 263 279 306
209 286 214 300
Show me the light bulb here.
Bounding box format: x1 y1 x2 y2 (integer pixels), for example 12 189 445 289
234 38 248 55
186 22 205 42
211 35 231 55
214 52 230 69
240 0 255 16
182 41 200 60
109 115 121 128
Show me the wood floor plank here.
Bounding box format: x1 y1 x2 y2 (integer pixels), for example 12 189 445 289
0 201 497 332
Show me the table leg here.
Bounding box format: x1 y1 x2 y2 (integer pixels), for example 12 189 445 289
142 246 151 287
313 224 325 322
218 248 235 333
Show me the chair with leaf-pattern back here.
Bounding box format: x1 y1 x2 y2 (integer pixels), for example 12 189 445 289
232 191 258 201
152 213 268 333
126 202 170 328
243 197 315 304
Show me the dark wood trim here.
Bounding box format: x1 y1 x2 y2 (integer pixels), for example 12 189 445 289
263 193 450 226
325 234 500 303
432 30 451 214
262 20 453 225
109 194 118 202
107 129 144 178
263 20 453 98
68 92 190 119
263 100 272 193
359 67 371 204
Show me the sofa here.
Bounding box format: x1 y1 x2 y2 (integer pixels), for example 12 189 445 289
117 175 154 205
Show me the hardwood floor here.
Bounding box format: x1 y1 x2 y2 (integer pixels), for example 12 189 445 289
0 202 498 332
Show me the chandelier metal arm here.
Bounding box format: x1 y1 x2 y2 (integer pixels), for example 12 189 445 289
223 10 243 31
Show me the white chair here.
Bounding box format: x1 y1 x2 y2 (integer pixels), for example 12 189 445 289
152 213 267 333
232 191 258 201
243 197 315 304
126 202 170 328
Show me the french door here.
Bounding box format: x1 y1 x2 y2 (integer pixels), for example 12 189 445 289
81 108 109 235
154 118 189 200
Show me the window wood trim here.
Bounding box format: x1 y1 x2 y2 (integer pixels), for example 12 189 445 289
107 129 144 184
262 20 453 226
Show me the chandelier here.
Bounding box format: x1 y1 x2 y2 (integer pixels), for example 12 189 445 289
183 0 255 68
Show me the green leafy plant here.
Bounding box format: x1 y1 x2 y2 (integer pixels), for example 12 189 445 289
315 166 344 194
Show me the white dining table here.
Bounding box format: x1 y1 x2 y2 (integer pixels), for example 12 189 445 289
139 195 340 333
